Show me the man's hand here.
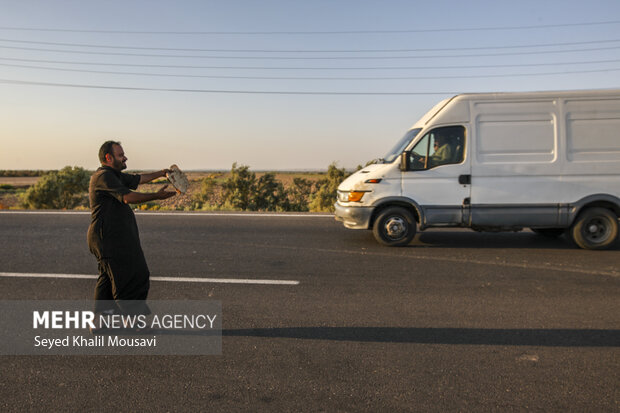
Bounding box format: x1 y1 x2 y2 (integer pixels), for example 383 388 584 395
123 185 177 204
156 184 177 200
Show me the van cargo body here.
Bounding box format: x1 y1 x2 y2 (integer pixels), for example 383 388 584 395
334 89 620 249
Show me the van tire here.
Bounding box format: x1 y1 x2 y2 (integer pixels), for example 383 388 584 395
570 207 619 250
372 207 416 247
531 228 565 238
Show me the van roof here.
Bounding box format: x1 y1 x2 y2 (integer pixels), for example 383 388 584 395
451 88 620 101
409 88 620 130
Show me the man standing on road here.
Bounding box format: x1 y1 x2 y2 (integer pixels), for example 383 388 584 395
87 141 176 324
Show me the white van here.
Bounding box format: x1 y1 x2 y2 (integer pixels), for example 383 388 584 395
335 89 620 250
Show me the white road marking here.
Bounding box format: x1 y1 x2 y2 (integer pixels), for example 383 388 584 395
0 272 299 285
0 211 333 218
151 276 298 285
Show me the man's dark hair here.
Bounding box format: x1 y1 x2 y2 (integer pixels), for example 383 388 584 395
98 140 121 164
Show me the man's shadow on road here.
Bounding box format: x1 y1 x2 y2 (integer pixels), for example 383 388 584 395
350 230 620 250
154 327 620 347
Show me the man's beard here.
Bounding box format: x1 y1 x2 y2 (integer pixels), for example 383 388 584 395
112 157 126 171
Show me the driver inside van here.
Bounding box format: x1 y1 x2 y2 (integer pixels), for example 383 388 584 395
428 133 453 167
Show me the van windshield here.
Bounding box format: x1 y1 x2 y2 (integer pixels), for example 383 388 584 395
381 128 421 163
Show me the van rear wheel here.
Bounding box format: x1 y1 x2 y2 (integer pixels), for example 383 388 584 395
372 207 416 247
570 207 619 250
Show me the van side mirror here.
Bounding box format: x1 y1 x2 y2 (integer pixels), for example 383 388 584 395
400 152 410 171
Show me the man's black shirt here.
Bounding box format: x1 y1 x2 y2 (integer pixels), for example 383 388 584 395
87 166 141 259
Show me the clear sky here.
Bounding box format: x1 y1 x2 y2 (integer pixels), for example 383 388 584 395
1 0 619 171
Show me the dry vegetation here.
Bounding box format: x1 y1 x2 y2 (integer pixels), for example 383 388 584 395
140 171 326 211
0 170 327 211
0 178 37 209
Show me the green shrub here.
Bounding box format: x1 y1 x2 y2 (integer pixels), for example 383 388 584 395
192 175 220 209
255 172 288 211
21 166 90 209
222 163 257 210
189 163 350 212
287 177 314 212
308 163 350 212
0 184 15 192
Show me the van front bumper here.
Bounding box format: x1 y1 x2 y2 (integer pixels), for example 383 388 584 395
334 202 374 229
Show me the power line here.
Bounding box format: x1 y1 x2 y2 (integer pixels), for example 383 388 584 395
3 44 620 59
3 61 620 80
3 56 620 71
0 20 619 34
1 37 619 53
0 78 458 95
2 75 619 95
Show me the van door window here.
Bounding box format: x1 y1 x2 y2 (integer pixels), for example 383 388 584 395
409 126 465 170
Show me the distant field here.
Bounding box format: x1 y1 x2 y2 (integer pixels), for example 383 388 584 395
0 177 40 187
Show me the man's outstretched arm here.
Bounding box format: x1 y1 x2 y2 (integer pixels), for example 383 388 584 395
139 169 169 185
123 185 176 204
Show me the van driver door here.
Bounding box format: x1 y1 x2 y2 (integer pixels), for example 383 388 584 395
401 125 470 226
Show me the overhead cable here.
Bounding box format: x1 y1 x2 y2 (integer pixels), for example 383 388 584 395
4 62 620 80
0 20 618 34
3 56 620 71
0 78 458 95
2 44 620 59
0 37 619 53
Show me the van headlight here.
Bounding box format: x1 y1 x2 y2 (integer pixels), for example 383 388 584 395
337 191 349 202
337 190 367 203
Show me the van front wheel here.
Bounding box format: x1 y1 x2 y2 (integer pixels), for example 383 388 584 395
570 207 619 250
372 207 416 247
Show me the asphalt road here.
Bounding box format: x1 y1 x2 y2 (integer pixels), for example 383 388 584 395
0 211 619 412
